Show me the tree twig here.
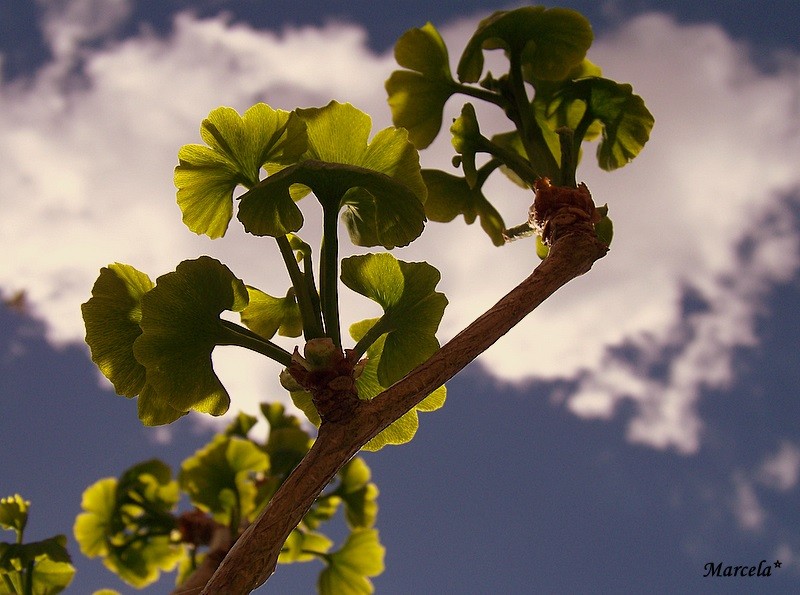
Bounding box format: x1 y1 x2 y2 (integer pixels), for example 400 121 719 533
201 224 608 594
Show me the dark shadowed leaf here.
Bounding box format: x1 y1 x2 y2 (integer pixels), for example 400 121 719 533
422 169 506 246
457 7 592 83
133 257 249 417
385 22 456 149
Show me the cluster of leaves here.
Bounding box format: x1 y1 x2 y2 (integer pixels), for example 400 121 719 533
70 5 655 592
73 404 383 592
1 495 75 594
386 5 653 246
82 99 447 448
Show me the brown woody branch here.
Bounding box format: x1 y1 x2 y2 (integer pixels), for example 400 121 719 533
199 213 608 593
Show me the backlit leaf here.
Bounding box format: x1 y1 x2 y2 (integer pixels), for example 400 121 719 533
175 104 307 238
457 7 592 83
555 77 654 170
318 529 385 595
240 286 302 339
133 257 249 417
82 264 186 425
0 495 29 535
385 22 456 148
82 264 152 398
348 319 446 451
341 253 447 385
179 435 269 525
238 102 426 249
422 169 506 246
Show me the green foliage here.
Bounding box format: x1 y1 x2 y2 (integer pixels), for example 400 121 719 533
421 169 506 246
240 286 303 340
1 496 75 595
69 405 382 591
175 104 306 238
350 319 446 451
341 253 447 385
386 4 653 245
239 101 426 249
179 435 269 527
72 6 653 592
457 7 593 83
73 461 183 588
385 22 456 149
317 529 385 595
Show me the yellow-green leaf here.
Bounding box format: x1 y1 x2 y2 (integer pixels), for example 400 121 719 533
175 104 307 238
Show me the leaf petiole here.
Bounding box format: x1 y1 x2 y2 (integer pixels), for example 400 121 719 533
319 202 342 348
218 319 293 367
276 235 324 339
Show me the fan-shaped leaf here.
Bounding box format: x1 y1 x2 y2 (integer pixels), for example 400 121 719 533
422 169 506 246
82 264 152 397
82 264 187 426
175 104 307 238
133 257 248 417
179 435 269 525
238 102 426 249
318 529 385 595
457 7 592 83
349 318 446 451
341 253 447 385
555 77 654 170
385 22 455 149
240 286 302 340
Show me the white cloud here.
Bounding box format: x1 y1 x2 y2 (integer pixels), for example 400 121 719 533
758 441 800 491
1 7 799 451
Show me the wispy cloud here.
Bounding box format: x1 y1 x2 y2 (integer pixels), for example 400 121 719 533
1 6 798 454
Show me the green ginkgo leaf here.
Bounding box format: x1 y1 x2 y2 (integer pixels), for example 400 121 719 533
422 169 506 246
279 529 333 564
457 7 593 83
318 529 385 595
450 103 483 187
238 102 427 249
133 257 249 417
385 22 456 149
0 495 29 535
74 461 183 589
82 264 153 397
240 286 302 339
335 458 379 529
175 103 307 238
179 435 269 526
0 536 75 595
349 318 446 451
572 78 654 170
23 557 75 594
82 264 187 426
340 253 447 385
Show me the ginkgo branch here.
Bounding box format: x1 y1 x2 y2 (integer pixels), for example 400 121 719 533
200 220 608 594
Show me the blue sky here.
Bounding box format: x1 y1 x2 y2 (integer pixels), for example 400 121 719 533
2 0 800 593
